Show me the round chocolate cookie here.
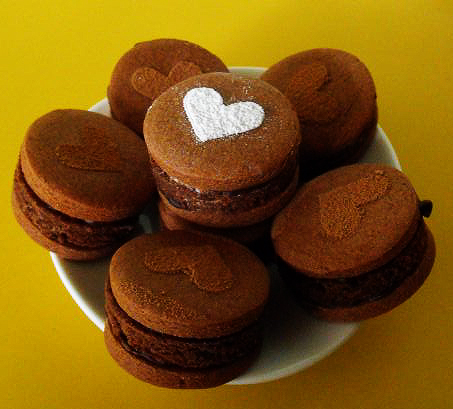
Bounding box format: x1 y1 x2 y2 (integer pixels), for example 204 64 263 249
107 39 229 135
104 230 270 388
12 109 155 260
261 48 377 179
144 72 301 228
271 163 435 321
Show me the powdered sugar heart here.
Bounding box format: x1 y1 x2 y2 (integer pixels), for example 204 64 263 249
183 87 265 143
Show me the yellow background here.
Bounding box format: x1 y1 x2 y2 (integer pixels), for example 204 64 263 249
1 1 452 408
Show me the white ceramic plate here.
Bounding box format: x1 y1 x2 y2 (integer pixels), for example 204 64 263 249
51 67 401 385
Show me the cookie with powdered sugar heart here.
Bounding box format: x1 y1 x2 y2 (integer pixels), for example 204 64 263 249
144 72 301 229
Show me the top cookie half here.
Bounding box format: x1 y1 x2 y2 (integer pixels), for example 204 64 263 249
143 72 301 192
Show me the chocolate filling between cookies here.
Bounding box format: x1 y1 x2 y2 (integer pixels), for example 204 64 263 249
151 154 298 213
105 280 262 370
278 216 430 309
14 164 136 250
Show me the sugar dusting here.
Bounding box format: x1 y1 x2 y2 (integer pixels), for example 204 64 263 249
144 244 233 293
319 170 390 239
183 87 265 143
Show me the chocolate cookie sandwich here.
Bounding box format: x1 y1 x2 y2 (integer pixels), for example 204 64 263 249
261 48 377 180
143 72 301 228
104 230 270 388
108 39 229 135
12 109 154 260
271 163 435 321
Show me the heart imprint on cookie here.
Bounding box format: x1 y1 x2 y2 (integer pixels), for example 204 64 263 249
131 61 202 100
183 87 265 143
55 127 122 172
144 244 233 293
319 170 390 239
285 62 351 124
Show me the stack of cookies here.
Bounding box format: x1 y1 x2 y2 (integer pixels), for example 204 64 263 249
11 38 436 388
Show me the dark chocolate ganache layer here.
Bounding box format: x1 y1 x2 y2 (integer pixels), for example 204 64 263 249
105 280 262 370
151 154 298 213
278 217 429 309
14 163 136 249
